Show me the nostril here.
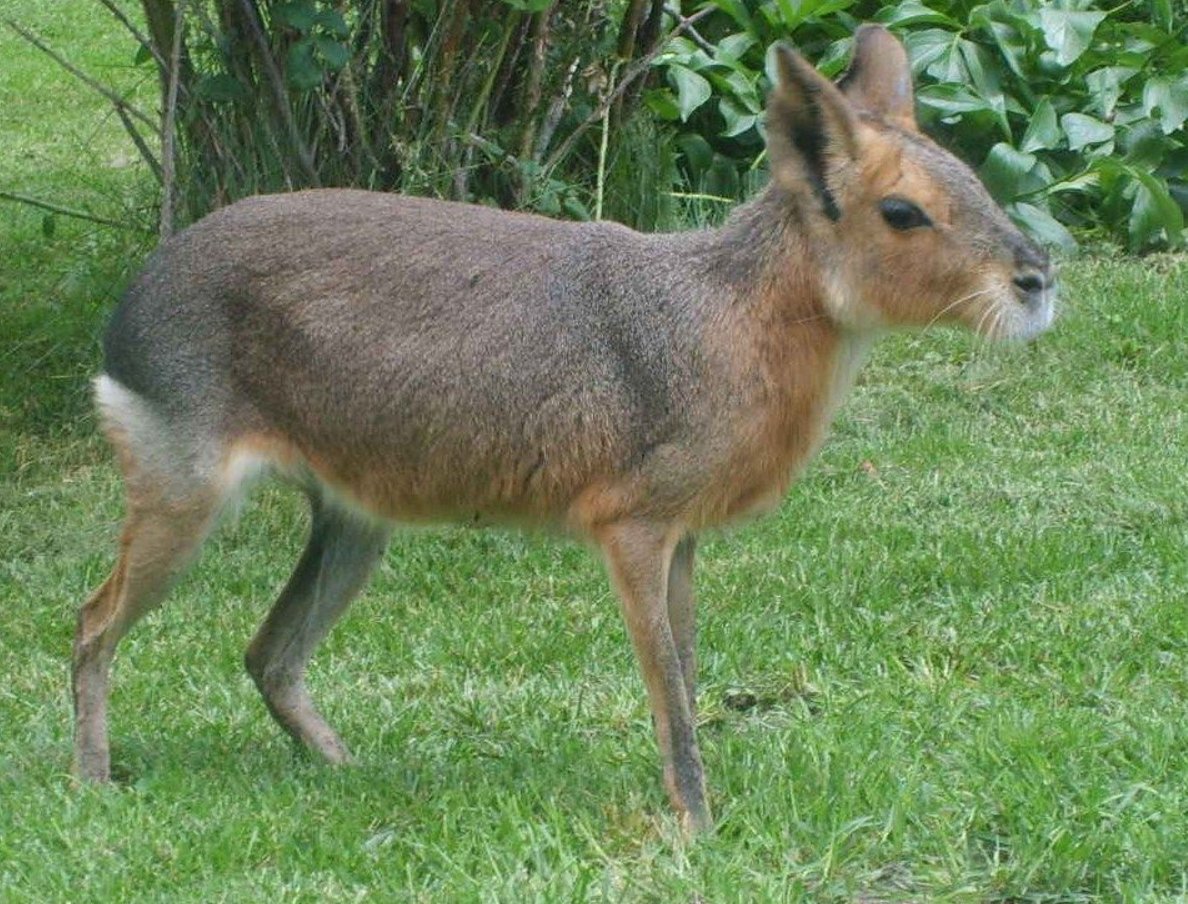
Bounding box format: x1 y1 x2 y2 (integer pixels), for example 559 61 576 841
1013 272 1045 296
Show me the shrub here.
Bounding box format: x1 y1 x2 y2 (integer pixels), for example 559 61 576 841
80 0 686 229
650 0 1187 252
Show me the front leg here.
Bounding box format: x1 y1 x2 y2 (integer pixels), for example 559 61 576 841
598 521 711 834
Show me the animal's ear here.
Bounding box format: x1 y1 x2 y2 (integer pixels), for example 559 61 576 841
837 24 916 130
766 43 858 222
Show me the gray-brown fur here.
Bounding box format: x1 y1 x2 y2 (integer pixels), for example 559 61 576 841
74 26 1055 834
106 192 753 523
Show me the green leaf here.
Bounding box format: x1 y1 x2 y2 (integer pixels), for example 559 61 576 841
1118 20 1174 48
1041 169 1102 198
314 35 349 71
1038 9 1107 67
562 195 591 222
777 0 855 27
537 188 560 215
1084 67 1139 119
875 0 957 28
819 39 855 79
1061 113 1115 152
709 69 760 114
971 2 1031 81
659 40 712 72
1120 121 1170 169
286 38 322 91
980 143 1051 201
719 97 757 138
922 32 965 82
903 28 957 75
702 152 741 200
194 73 249 103
1152 0 1173 31
716 33 756 62
1142 76 1188 135
660 37 700 65
958 39 1008 137
274 0 317 33
1021 99 1060 153
643 88 680 121
313 8 350 38
917 84 990 119
1007 202 1077 254
133 43 153 66
1129 167 1184 250
668 67 712 122
676 133 714 177
41 214 55 239
710 0 754 34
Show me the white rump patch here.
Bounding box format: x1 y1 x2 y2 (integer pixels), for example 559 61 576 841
94 374 160 449
94 374 221 494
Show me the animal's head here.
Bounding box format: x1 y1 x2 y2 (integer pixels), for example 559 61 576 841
767 25 1055 340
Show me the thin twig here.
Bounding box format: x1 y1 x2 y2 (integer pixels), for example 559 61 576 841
0 190 141 231
541 6 712 175
594 61 622 221
4 19 160 135
333 62 375 178
533 56 579 163
663 3 715 54
113 104 164 182
159 0 186 237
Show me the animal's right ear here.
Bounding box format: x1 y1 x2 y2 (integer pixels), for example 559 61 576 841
837 25 917 130
765 44 859 222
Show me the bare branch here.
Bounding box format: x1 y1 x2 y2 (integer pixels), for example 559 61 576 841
533 56 579 163
663 3 714 54
516 4 554 167
159 0 186 237
113 104 164 182
0 190 144 231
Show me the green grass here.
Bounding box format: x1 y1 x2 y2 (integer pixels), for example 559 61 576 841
3 5 1188 901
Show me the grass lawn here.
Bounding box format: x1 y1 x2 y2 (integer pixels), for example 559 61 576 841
2 4 1187 901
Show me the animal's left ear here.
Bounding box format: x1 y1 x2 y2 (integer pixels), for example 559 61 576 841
837 24 917 131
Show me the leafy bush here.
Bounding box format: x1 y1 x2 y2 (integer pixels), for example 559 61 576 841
650 0 1187 252
76 0 684 229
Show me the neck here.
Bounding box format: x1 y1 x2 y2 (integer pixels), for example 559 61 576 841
670 186 880 524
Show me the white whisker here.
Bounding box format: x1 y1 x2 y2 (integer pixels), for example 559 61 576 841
905 287 998 354
973 301 992 338
926 288 991 334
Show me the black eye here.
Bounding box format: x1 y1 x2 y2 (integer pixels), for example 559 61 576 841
880 197 932 231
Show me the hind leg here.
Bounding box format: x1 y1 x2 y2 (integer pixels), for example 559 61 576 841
74 487 222 782
666 535 698 718
245 493 390 763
